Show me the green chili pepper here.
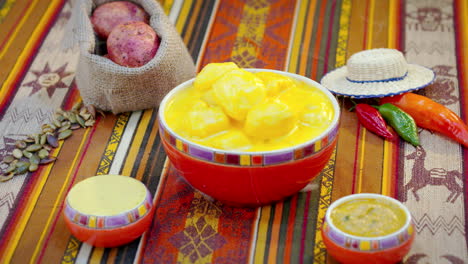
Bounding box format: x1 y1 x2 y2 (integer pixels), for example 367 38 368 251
375 103 420 146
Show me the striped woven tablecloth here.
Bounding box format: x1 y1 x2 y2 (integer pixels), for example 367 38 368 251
0 0 467 263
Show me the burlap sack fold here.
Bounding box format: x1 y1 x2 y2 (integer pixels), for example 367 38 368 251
70 0 196 114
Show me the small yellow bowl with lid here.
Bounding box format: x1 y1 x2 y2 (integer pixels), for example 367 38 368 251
63 175 155 247
322 193 415 264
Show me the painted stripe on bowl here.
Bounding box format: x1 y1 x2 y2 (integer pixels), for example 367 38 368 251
159 120 339 167
65 190 152 229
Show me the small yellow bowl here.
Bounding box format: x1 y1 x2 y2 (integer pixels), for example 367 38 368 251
63 175 155 247
322 193 415 264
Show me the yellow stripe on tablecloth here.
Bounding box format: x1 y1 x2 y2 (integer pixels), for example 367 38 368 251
121 109 153 177
0 1 62 263
335 0 351 68
0 0 39 59
313 0 351 261
29 128 91 264
61 113 131 264
253 205 271 263
356 0 375 194
286 0 308 73
382 0 398 196
175 0 193 34
88 248 105 264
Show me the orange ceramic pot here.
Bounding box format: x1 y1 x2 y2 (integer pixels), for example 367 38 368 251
322 193 415 264
158 69 340 206
63 175 155 248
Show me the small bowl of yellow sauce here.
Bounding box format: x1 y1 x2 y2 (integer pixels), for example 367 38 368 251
322 193 414 264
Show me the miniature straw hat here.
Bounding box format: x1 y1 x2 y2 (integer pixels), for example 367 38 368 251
320 48 435 98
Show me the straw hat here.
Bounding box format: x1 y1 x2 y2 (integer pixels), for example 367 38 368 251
320 49 435 98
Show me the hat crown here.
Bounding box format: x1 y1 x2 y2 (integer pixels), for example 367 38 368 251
346 49 408 82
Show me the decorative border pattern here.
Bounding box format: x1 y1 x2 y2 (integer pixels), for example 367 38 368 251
64 190 152 229
322 221 414 252
159 120 339 166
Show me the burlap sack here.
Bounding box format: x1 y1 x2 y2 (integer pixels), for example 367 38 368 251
69 0 196 114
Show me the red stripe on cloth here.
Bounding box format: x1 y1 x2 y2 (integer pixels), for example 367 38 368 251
36 118 100 263
351 123 362 194
0 0 65 115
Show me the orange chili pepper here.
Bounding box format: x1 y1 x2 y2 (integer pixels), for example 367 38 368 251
380 93 468 147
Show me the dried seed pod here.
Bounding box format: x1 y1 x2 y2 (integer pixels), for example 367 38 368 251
16 161 30 168
58 123 71 132
46 134 59 148
49 123 57 130
26 144 42 152
15 140 27 149
29 163 39 172
55 108 64 115
72 101 83 112
42 127 55 134
29 154 40 165
58 129 72 140
68 113 77 123
40 134 47 145
42 145 52 151
38 149 49 159
85 119 95 127
70 124 81 130
5 164 16 173
0 173 15 182
12 149 23 159
3 155 15 163
40 157 56 165
34 134 40 144
76 115 86 127
53 118 62 128
24 137 35 143
22 150 33 159
16 164 29 174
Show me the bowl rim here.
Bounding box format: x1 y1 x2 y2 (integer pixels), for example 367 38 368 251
158 68 340 155
324 193 412 240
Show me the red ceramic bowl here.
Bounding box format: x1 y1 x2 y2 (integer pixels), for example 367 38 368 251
322 193 415 264
63 175 155 248
158 69 340 206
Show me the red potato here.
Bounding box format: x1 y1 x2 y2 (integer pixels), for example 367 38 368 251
107 21 160 67
91 1 149 39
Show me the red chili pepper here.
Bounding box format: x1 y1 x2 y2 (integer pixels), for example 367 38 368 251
355 104 394 139
380 93 468 147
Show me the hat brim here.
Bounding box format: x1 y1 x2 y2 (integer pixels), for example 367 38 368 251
320 64 435 99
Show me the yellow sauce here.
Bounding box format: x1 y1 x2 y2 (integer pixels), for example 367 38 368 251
164 64 334 152
330 198 406 237
67 175 147 216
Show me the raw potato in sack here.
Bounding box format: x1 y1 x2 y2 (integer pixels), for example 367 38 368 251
69 0 196 114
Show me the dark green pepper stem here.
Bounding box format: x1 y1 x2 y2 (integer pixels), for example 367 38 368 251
374 103 420 146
